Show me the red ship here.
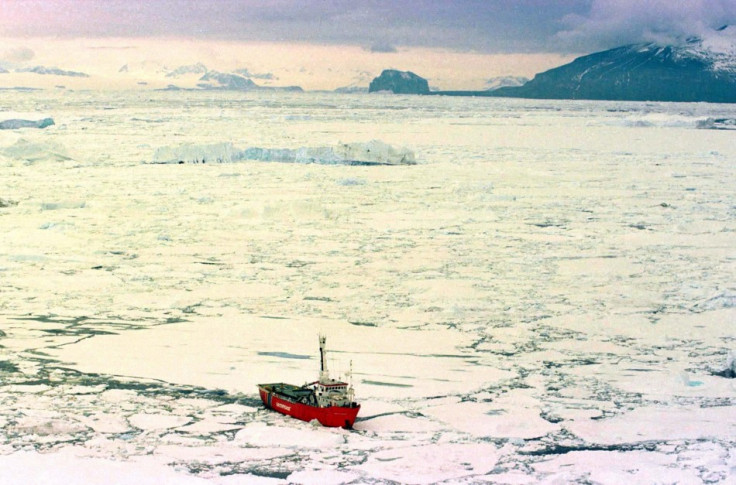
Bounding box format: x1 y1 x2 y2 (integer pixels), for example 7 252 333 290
258 335 360 428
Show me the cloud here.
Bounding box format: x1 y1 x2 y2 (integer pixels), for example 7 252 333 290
555 0 736 51
0 0 590 54
2 47 35 63
367 43 398 53
11 1 733 56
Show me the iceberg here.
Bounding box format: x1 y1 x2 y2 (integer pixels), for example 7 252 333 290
241 140 415 165
152 142 237 164
0 118 55 130
693 289 736 311
727 351 736 377
0 138 72 163
695 117 736 130
151 140 416 166
240 146 347 164
41 201 86 211
331 140 416 165
713 351 736 379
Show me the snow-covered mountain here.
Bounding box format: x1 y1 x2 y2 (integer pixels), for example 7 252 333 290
493 26 736 103
484 76 529 91
146 63 301 91
196 71 259 90
165 62 208 78
16 65 90 78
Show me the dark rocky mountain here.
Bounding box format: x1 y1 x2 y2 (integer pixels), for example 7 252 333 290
492 36 736 103
369 69 429 94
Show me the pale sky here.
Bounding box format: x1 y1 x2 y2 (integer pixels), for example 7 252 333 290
1 0 735 90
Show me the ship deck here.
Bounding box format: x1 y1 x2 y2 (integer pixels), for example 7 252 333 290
258 382 313 402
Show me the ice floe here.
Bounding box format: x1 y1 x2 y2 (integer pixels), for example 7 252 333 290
0 450 211 485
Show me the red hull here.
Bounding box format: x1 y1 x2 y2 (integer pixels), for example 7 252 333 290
258 386 360 428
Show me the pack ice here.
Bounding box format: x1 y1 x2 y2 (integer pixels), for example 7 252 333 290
1 90 735 484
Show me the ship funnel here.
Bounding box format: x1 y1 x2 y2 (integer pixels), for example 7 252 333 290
319 334 330 382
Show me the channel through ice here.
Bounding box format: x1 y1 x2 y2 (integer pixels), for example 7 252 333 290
0 91 735 484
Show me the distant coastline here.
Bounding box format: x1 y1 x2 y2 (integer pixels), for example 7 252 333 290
367 32 736 104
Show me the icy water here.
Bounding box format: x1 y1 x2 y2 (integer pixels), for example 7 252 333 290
0 91 735 484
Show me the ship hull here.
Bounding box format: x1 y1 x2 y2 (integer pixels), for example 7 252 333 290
258 384 360 428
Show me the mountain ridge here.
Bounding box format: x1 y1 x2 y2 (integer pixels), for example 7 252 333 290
490 39 736 103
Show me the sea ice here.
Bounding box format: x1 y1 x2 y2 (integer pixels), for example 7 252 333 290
0 450 211 485
233 423 345 449
1 90 735 484
77 413 131 434
424 398 559 439
355 443 499 484
532 450 702 484
128 413 192 431
566 406 736 445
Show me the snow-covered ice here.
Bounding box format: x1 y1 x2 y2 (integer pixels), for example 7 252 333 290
1 90 735 483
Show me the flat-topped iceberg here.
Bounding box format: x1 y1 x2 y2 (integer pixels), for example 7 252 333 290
335 140 415 165
153 142 237 164
152 140 416 166
0 138 72 163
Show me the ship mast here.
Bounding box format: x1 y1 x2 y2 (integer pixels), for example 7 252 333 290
319 334 330 382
